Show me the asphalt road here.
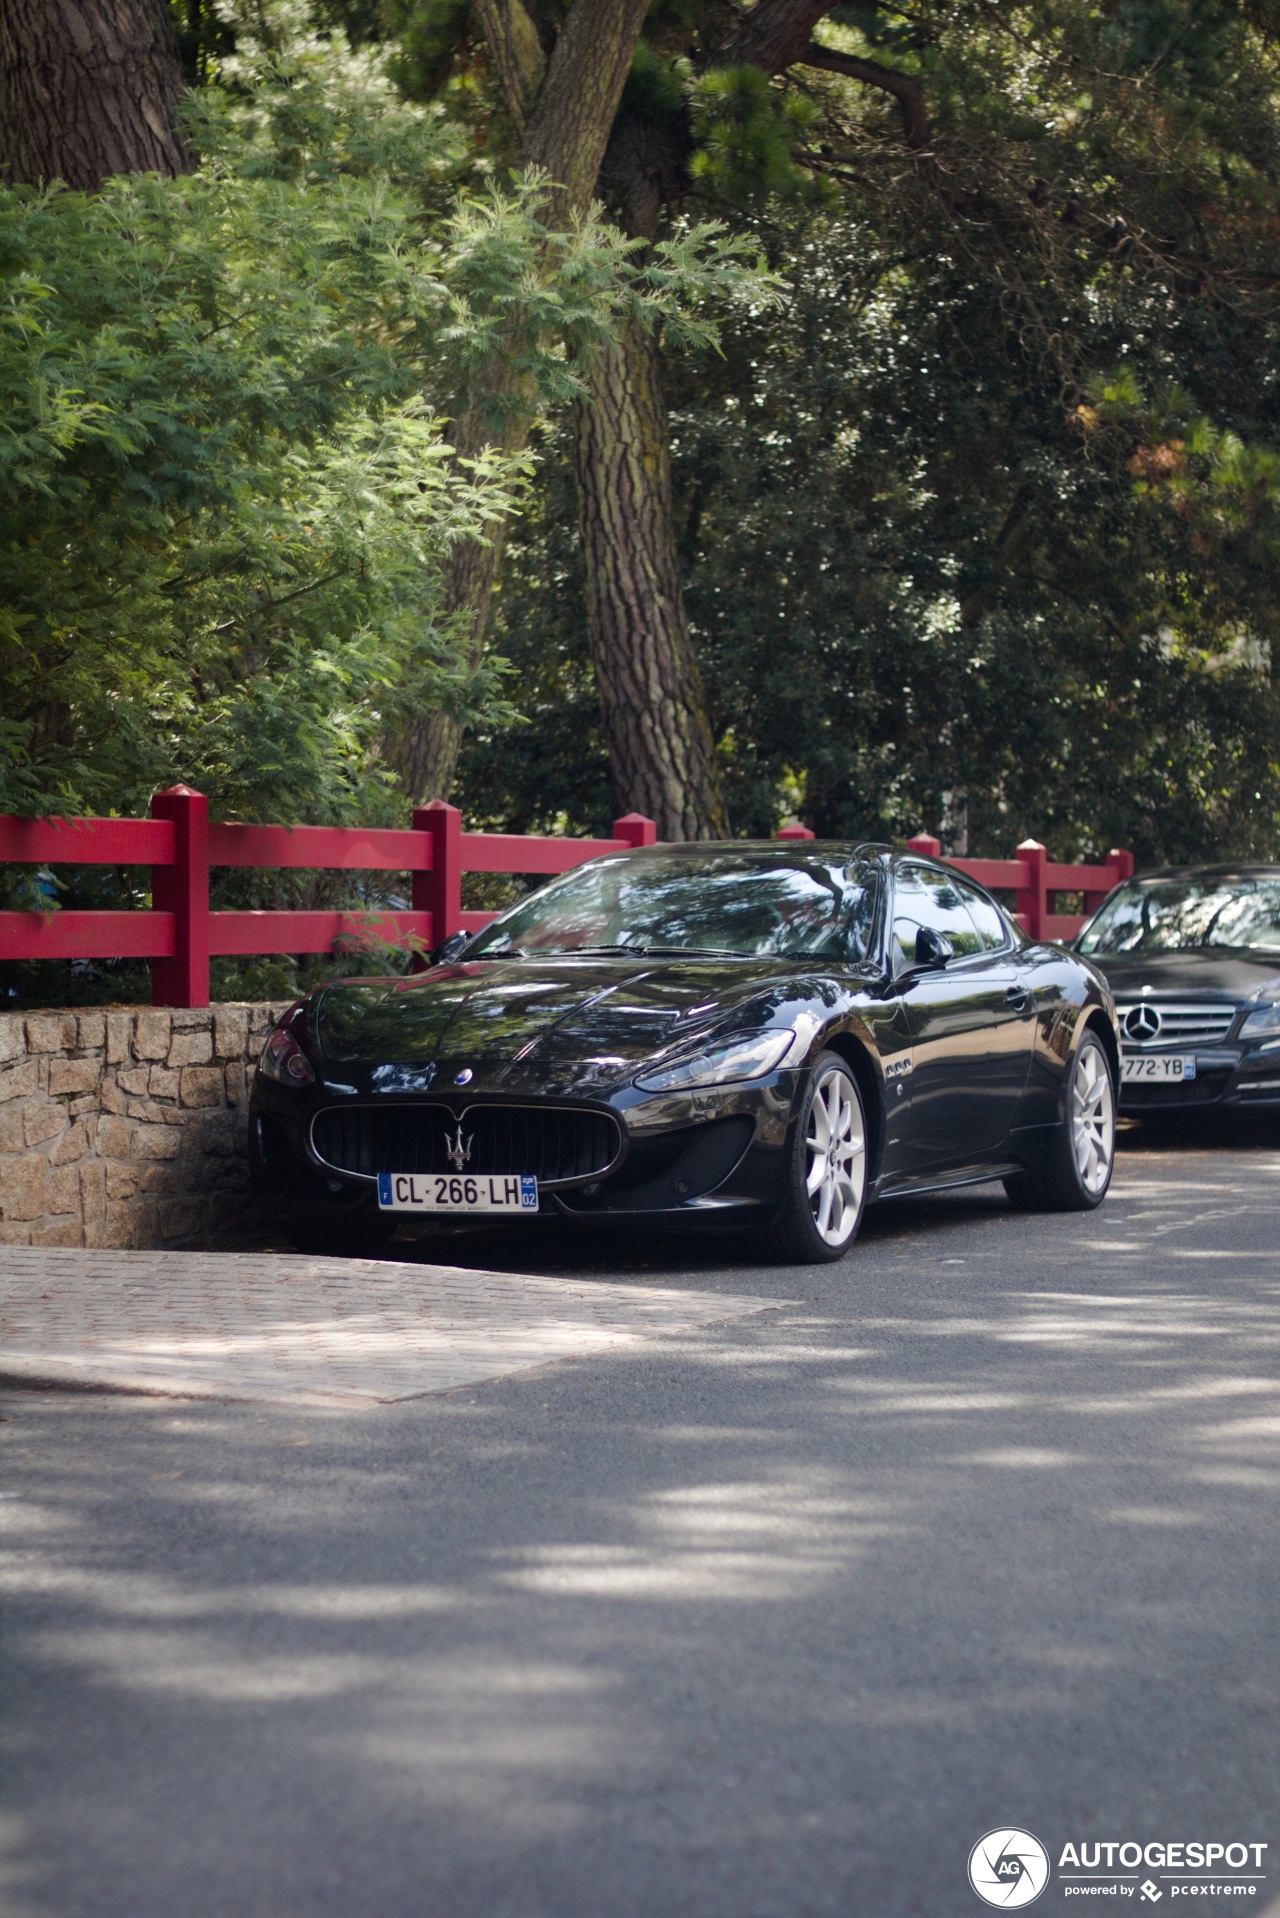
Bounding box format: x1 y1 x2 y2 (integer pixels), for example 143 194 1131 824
3 1118 1279 1918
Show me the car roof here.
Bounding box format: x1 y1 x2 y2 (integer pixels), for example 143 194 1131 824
617 840 894 861
1129 865 1280 882
614 843 1001 883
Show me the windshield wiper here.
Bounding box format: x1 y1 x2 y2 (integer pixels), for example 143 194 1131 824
569 943 752 958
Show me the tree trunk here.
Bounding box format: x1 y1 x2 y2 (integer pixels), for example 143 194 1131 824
0 0 191 192
389 0 649 807
566 0 923 838
572 317 728 840
388 447 512 805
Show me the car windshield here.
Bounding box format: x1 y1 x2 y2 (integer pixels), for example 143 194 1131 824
1078 876 1280 955
465 851 879 961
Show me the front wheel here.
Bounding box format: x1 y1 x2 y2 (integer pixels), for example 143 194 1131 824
766 1052 869 1264
1004 1028 1116 1212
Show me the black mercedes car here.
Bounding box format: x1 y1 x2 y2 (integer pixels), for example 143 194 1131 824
1074 865 1280 1115
249 842 1120 1263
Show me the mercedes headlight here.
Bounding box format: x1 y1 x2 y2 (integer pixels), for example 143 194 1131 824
1239 1000 1280 1038
634 1028 796 1093
258 1026 316 1087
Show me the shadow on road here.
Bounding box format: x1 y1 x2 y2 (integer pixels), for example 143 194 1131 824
3 1116 1277 1918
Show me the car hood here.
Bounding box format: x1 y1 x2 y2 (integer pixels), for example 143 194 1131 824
312 954 844 1096
1082 948 1280 1002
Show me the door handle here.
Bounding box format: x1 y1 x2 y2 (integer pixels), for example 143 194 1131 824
1005 985 1032 1011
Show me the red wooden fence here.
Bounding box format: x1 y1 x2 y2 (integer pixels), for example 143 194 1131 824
0 787 656 1008
777 821 1134 940
903 832 1134 943
0 788 1133 1009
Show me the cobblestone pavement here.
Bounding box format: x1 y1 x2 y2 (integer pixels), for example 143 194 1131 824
0 1247 786 1406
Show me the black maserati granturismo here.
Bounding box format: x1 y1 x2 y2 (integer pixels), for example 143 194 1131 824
249 842 1120 1263
1075 865 1280 1116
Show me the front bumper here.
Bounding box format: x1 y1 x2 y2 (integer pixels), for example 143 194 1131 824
249 1071 798 1233
1119 1046 1280 1112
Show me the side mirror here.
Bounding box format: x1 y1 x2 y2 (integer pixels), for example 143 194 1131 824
914 925 954 969
430 931 471 966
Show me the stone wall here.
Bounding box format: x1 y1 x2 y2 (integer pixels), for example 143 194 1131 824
0 1004 289 1249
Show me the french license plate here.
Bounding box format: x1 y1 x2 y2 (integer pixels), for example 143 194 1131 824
377 1172 539 1214
1120 1054 1196 1083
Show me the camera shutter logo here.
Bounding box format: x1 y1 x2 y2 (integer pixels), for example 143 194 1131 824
968 1829 1050 1908
1124 1004 1162 1042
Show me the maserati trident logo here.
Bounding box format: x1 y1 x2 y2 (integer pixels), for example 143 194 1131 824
444 1122 474 1171
1124 1004 1163 1042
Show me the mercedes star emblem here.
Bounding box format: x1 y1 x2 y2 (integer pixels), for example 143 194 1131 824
1124 1004 1162 1042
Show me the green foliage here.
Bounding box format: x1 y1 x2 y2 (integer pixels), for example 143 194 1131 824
691 66 828 205
0 40 521 827
459 0 1280 865
8 0 1280 1018
466 176 1280 866
0 26 768 833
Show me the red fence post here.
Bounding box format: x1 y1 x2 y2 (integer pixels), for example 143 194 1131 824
906 832 942 857
1082 847 1133 914
776 821 816 841
414 800 462 950
1015 839 1047 942
150 785 209 1008
613 812 657 849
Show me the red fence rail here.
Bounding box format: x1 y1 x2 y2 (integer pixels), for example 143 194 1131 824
905 833 1134 942
1 787 1132 1008
1 786 657 1008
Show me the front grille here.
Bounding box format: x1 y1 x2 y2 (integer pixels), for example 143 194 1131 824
1116 1002 1236 1047
311 1103 621 1187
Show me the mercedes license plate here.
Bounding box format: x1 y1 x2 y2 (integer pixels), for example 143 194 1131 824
377 1172 539 1214
1120 1054 1196 1083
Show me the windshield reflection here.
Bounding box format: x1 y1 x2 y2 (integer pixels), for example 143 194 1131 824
465 851 878 963
1079 876 1280 955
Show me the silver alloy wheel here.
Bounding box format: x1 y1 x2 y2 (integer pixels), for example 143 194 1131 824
806 1066 867 1247
1072 1041 1115 1196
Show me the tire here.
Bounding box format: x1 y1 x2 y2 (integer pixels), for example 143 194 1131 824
284 1213 400 1257
1004 1028 1116 1212
765 1052 869 1264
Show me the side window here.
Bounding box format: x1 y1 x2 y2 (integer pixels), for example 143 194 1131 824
891 866 985 969
953 875 1010 952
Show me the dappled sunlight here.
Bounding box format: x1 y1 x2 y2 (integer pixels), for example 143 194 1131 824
26 1626 383 1703
2 1139 1277 1911
1102 1506 1215 1529
498 1474 907 1603
950 1446 1083 1469
823 1383 1031 1416
0 1557 465 1622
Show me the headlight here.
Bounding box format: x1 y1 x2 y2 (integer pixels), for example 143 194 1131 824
634 1028 796 1093
258 1026 316 1087
1239 1001 1280 1038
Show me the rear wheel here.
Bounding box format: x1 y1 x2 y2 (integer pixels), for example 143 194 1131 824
766 1053 868 1264
1004 1029 1115 1212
